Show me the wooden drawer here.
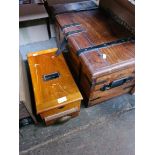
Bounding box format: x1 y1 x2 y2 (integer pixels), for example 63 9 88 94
40 100 80 124
94 68 135 91
89 85 133 106
90 79 134 100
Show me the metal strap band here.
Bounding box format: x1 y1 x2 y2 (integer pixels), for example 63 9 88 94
56 29 84 56
77 37 135 56
56 38 67 56
61 23 81 31
65 29 84 38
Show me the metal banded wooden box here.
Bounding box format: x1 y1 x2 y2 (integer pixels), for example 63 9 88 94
49 1 135 107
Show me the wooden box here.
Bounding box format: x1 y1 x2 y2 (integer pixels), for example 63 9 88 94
49 1 135 107
27 48 83 125
79 42 135 106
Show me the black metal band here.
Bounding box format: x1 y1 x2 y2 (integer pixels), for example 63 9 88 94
65 29 84 38
61 23 81 31
56 38 68 56
56 29 84 56
54 7 98 16
77 37 135 56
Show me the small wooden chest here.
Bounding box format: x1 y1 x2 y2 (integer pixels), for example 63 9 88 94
27 48 83 125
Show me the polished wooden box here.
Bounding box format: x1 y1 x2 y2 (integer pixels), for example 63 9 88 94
50 1 135 107
27 49 83 125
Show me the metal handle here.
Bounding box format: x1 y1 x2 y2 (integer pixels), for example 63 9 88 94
44 107 79 122
100 76 134 91
43 72 60 81
56 116 72 124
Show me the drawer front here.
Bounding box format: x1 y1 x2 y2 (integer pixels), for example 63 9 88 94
40 100 81 121
90 79 134 100
94 67 135 91
89 85 133 106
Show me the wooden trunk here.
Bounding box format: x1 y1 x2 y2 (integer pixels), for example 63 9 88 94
27 48 83 125
47 1 135 107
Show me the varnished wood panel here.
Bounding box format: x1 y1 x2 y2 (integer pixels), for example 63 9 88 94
56 10 132 48
40 100 80 119
90 80 135 99
89 87 133 106
80 42 135 80
95 67 134 84
79 67 135 106
27 49 83 114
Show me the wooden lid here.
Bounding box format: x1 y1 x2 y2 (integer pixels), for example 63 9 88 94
27 48 82 114
80 42 135 81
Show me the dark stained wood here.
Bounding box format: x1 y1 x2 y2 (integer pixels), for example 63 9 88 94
56 9 132 50
53 2 135 107
50 0 98 15
80 67 135 106
27 49 83 125
99 0 135 32
89 86 133 106
80 42 135 81
55 9 133 80
46 0 87 6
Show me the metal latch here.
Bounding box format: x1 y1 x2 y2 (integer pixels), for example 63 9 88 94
100 76 134 91
43 72 60 81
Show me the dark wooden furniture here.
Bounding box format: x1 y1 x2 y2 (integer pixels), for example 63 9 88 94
45 0 135 107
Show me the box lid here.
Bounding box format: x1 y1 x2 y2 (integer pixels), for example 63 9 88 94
27 48 82 114
80 42 135 81
56 9 133 56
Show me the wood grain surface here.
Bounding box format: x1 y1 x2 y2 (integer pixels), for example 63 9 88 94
53 4 135 107
99 0 135 31
80 42 135 81
55 9 134 80
27 48 82 114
